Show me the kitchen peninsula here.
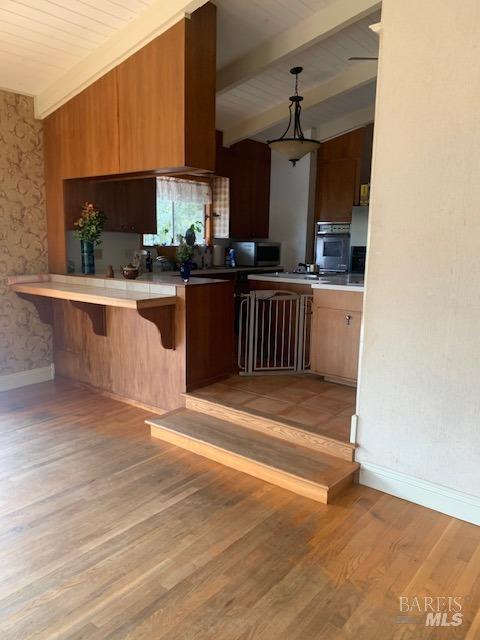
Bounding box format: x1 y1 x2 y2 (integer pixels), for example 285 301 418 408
9 273 233 411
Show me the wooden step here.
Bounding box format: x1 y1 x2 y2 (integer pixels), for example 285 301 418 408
147 409 359 504
185 393 355 461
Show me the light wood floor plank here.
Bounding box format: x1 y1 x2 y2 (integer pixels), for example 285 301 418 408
0 380 478 639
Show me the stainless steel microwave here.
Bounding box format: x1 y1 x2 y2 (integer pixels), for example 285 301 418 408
231 241 281 267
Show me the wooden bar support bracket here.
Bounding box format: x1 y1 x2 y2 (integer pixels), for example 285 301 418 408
137 305 175 350
17 293 53 325
70 301 107 336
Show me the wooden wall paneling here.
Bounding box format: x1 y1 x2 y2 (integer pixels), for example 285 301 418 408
59 70 120 179
117 22 186 173
184 2 216 172
185 281 234 389
53 298 187 411
43 111 67 273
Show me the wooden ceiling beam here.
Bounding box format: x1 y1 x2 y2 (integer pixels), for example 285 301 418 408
217 0 381 95
222 62 377 147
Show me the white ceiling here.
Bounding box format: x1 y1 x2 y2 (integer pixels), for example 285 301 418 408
216 10 380 131
0 0 155 95
214 0 339 68
0 0 380 141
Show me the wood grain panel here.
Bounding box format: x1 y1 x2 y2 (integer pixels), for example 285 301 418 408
184 2 216 172
185 394 355 461
148 409 359 503
311 306 362 382
117 21 186 173
185 281 234 390
59 70 120 179
43 110 67 273
53 299 185 411
313 288 364 312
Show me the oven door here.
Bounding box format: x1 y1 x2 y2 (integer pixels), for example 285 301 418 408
315 234 350 271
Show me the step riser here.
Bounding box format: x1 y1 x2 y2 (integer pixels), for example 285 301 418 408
185 395 354 462
150 423 333 503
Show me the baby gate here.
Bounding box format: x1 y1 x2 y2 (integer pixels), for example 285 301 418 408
238 290 312 375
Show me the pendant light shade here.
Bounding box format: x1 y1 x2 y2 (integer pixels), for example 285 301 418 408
267 67 320 166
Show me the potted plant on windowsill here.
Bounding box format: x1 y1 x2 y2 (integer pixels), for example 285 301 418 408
176 221 203 282
73 202 106 275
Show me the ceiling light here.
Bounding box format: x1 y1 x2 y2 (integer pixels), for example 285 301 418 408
268 67 320 166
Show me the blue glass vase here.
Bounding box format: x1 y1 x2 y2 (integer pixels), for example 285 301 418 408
80 240 95 275
180 261 191 282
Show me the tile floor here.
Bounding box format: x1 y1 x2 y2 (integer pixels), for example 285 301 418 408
193 374 356 442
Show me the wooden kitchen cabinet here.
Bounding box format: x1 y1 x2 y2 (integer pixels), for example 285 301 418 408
117 3 216 173
216 134 271 239
315 126 373 222
310 289 363 384
53 70 120 180
64 178 157 234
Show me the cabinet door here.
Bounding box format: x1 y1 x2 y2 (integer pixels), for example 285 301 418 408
315 157 359 222
311 306 362 381
58 71 120 179
123 179 157 234
228 139 271 239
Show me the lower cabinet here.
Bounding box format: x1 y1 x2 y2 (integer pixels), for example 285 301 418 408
310 289 363 384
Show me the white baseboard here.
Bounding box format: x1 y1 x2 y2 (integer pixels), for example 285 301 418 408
360 461 480 526
0 364 55 392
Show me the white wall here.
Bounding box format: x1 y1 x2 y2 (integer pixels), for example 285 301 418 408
268 149 313 271
357 0 480 524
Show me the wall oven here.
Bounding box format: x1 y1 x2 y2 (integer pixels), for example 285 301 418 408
231 241 281 267
315 222 351 272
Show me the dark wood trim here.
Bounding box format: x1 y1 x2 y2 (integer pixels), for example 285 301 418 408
70 301 107 336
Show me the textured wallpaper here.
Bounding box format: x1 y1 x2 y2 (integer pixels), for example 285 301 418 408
0 89 52 376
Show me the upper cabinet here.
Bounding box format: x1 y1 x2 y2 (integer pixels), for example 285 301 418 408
43 3 216 272
117 4 216 173
64 179 157 235
216 134 271 239
314 124 373 222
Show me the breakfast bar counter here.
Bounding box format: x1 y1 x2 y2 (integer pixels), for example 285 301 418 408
9 274 234 412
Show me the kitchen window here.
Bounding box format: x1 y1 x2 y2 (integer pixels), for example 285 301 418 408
143 177 211 246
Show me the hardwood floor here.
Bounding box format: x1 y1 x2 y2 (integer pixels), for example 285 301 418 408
0 379 479 639
194 373 356 442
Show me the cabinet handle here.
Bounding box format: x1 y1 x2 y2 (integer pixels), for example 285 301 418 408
345 314 352 326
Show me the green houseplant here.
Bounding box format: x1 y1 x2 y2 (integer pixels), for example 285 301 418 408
176 222 203 282
73 202 106 274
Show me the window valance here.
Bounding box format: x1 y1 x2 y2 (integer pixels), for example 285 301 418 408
156 177 212 205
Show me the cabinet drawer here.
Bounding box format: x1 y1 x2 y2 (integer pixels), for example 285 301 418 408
313 289 363 312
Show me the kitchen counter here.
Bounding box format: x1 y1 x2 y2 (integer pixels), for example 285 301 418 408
9 272 235 411
10 280 177 310
248 272 365 292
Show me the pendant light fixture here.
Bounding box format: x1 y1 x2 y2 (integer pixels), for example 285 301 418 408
268 67 320 166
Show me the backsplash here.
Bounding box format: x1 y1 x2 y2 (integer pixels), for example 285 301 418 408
67 231 141 275
0 90 52 376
